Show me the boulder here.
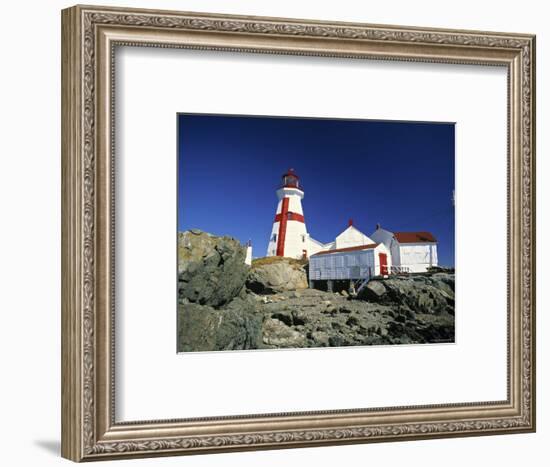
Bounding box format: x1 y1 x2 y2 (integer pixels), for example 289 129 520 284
246 258 308 294
262 318 307 347
178 230 249 308
361 280 387 300
177 301 263 352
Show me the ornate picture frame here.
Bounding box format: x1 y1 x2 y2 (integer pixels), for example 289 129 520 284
61 4 536 461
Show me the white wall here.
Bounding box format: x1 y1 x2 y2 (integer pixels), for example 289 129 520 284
399 242 438 272
310 249 376 280
307 236 332 256
282 218 309 258
0 1 547 467
371 228 437 271
370 227 394 247
266 221 279 256
274 188 305 216
283 191 305 215
310 243 391 280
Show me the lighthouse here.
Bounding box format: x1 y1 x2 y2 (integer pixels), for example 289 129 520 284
266 169 310 259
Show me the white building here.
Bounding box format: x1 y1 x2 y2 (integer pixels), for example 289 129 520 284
370 225 438 273
309 243 391 286
265 169 439 283
245 241 253 266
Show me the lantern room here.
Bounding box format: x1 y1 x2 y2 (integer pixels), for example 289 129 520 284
281 168 302 190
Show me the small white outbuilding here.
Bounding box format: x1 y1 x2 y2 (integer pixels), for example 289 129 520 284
309 242 391 290
370 226 438 273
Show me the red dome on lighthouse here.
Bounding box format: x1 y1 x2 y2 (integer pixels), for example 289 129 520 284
281 168 303 190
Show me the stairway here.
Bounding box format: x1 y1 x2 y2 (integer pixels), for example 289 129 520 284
350 267 372 296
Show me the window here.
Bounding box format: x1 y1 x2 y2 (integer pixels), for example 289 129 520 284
272 233 277 242
302 235 306 243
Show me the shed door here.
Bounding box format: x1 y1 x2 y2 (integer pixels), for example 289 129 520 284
379 253 388 275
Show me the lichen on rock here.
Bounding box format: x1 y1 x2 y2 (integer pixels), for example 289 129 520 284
178 230 249 308
246 257 308 294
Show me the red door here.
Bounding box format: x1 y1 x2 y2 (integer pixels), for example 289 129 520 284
379 253 388 275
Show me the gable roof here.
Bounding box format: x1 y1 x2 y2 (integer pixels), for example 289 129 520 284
309 236 333 248
394 232 437 243
311 243 379 256
336 224 368 238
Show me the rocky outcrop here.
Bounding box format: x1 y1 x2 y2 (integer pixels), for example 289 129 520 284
176 232 455 351
358 273 455 315
251 287 454 348
178 230 249 308
177 300 263 352
256 289 390 348
246 257 308 294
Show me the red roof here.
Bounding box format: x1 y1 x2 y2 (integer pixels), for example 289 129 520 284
311 243 379 256
282 168 299 179
394 232 437 243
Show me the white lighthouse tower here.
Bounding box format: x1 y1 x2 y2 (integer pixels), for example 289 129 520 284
266 168 310 259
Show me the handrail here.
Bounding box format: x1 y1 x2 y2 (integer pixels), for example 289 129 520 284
389 265 411 274
354 267 373 294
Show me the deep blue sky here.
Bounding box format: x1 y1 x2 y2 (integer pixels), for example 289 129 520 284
178 114 455 266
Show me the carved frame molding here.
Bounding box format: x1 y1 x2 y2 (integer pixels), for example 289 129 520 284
61 4 535 461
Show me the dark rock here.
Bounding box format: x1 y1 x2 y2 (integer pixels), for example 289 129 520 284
361 280 387 300
271 311 293 326
346 316 360 327
405 308 416 320
178 230 249 308
310 331 330 346
291 309 309 325
177 301 263 352
358 273 454 315
328 335 343 347
427 266 455 274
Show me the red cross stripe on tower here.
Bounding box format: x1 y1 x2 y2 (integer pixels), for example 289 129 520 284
274 212 305 223
276 198 289 256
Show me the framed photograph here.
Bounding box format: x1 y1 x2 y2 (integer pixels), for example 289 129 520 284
176 114 456 352
61 4 536 461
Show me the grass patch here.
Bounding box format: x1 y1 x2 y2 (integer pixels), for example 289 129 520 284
252 256 308 268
